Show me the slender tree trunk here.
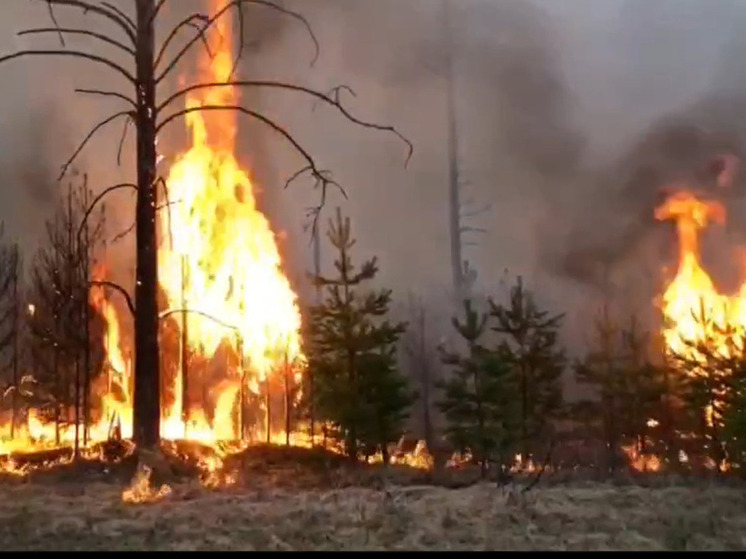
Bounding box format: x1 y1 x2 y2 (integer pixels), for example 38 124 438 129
54 345 60 446
82 185 92 446
181 255 189 437
266 377 271 444
443 0 463 303
134 0 161 449
310 227 321 444
418 306 433 451
68 185 81 459
237 335 245 439
10 246 19 439
284 354 291 446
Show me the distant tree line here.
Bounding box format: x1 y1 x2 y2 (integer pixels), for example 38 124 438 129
300 208 746 478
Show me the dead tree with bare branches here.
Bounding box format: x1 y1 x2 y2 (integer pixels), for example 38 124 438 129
0 0 411 451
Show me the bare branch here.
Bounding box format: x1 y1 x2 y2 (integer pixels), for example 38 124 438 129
42 0 136 44
17 28 135 56
111 221 134 244
117 116 133 166
112 200 178 245
76 183 137 248
154 177 174 252
0 50 135 84
154 13 213 70
60 110 135 180
75 88 136 109
155 0 319 85
100 2 136 33
90 280 135 316
156 81 413 166
45 0 65 46
159 308 238 332
150 0 169 25
283 165 312 190
157 104 321 173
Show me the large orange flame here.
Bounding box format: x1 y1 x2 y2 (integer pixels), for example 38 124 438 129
155 0 304 442
655 190 746 361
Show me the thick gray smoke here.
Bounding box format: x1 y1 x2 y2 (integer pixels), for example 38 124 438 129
3 0 746 356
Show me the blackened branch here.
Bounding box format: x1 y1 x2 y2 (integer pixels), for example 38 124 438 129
154 177 174 251
117 116 133 165
100 2 136 33
150 0 169 25
0 50 135 83
41 0 136 44
90 280 135 316
75 88 136 109
283 165 313 190
45 0 65 46
154 13 213 69
113 201 178 246
111 221 135 244
155 0 319 85
17 28 135 56
156 81 413 166
159 308 238 332
59 110 136 180
326 84 357 105
157 105 319 172
76 183 137 248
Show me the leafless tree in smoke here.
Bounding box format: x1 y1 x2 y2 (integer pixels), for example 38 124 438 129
0 0 412 453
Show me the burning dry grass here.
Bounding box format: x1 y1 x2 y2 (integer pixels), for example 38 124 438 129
0 479 744 550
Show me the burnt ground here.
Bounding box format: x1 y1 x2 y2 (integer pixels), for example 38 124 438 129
0 443 744 550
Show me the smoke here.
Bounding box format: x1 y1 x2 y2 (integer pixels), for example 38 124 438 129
3 0 746 354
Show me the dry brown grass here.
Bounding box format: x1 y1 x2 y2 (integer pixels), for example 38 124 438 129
0 480 744 550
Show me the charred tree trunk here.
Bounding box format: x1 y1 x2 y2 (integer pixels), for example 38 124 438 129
181 255 189 436
417 305 433 452
310 227 321 443
10 245 19 439
134 0 161 449
82 185 92 446
284 356 291 446
444 0 463 304
266 377 272 444
67 185 81 459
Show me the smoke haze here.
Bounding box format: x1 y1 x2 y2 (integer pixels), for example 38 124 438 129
3 0 746 357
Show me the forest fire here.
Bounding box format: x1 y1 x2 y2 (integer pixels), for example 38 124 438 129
154 0 304 445
0 0 304 462
655 190 744 362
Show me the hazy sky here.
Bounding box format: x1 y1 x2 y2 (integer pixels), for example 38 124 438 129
2 0 746 353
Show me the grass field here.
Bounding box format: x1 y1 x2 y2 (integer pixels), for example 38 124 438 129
0 479 744 551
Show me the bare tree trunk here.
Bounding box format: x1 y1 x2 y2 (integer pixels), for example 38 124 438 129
134 0 161 449
443 0 463 303
181 255 189 437
284 354 291 446
417 305 433 451
237 335 245 440
266 377 272 444
82 185 92 446
310 226 321 444
54 344 60 446
10 245 19 439
67 184 81 459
